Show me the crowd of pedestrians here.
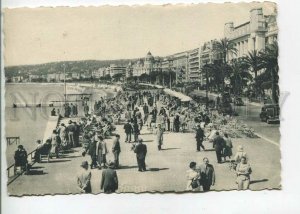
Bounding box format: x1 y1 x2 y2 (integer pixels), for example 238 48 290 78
15 87 253 193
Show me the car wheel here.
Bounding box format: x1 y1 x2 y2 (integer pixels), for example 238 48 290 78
267 119 270 124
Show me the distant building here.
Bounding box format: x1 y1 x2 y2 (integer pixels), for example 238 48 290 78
199 40 223 85
29 74 40 82
265 11 278 45
109 64 126 77
224 8 278 60
163 51 189 83
92 67 107 79
12 76 23 83
71 72 80 80
132 52 161 77
187 48 200 82
126 62 133 78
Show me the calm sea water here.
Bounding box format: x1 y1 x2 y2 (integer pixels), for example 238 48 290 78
5 83 111 166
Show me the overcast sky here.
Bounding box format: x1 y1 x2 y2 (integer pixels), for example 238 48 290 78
4 2 276 66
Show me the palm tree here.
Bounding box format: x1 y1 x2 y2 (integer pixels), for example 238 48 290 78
215 38 237 64
243 50 262 79
229 58 253 96
259 42 279 104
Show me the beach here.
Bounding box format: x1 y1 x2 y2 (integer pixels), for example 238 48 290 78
5 83 115 166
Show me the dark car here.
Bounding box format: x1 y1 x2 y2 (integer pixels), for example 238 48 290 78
234 97 244 106
259 104 280 124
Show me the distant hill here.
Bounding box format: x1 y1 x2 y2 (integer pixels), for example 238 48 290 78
4 59 135 78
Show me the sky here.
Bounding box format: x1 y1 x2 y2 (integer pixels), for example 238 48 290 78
3 2 276 66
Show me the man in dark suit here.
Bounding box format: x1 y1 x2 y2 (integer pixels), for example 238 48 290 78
199 157 215 192
112 134 121 168
100 161 118 193
123 120 132 143
143 103 149 124
213 132 225 163
195 124 205 152
134 138 147 172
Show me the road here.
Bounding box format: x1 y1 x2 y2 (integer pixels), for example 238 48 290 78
234 104 280 144
191 90 280 144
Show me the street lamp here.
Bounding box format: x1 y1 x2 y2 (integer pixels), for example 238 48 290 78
205 62 209 110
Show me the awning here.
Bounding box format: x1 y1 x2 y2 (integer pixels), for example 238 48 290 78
163 88 193 102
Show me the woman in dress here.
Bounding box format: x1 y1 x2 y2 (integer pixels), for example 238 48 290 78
77 161 92 193
50 130 60 158
186 162 201 191
236 156 252 190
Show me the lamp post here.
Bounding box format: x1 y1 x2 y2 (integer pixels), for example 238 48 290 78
205 62 209 110
63 63 67 107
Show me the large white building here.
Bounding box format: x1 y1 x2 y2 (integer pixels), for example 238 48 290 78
187 48 200 82
109 64 126 77
224 7 278 60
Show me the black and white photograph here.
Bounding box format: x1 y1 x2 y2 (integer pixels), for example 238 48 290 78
3 2 281 196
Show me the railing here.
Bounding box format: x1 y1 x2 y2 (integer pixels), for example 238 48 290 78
6 137 20 146
7 149 37 185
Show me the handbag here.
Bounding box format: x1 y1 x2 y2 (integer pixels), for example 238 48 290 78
191 178 199 189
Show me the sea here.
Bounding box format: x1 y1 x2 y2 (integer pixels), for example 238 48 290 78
4 83 115 166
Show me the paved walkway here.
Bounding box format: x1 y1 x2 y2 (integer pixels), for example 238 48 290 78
8 122 280 195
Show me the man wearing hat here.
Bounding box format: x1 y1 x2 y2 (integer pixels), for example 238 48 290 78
100 161 118 193
66 120 76 148
112 134 121 169
77 161 92 193
134 137 147 172
123 120 133 143
195 124 205 152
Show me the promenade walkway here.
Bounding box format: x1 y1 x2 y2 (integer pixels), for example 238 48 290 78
8 122 280 195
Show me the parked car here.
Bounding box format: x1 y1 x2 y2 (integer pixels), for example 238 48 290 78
259 104 280 124
234 97 244 106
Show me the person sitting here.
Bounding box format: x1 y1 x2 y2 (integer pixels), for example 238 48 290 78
51 108 56 116
33 140 43 162
234 145 248 164
14 145 28 173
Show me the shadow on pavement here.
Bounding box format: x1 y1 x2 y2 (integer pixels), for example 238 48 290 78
203 149 215 152
148 167 169 172
27 170 48 176
30 166 44 169
118 165 138 170
161 148 180 151
250 179 269 184
60 155 82 159
60 149 76 154
48 159 71 163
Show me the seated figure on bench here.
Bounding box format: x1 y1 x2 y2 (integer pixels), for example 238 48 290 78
34 139 52 163
14 145 28 174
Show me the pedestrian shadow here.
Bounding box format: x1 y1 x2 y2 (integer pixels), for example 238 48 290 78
143 140 154 143
30 166 44 170
250 179 268 184
27 170 48 175
118 165 138 170
161 148 180 151
60 155 82 159
148 167 169 172
60 149 76 154
203 149 215 152
140 132 154 135
48 159 71 163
